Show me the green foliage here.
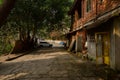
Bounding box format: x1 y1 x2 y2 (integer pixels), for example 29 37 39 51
0 44 13 55
0 0 3 5
2 44 13 54
0 0 73 54
0 36 13 55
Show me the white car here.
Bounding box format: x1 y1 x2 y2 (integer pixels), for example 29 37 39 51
39 41 53 47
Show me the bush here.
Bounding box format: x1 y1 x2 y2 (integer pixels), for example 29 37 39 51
5 44 13 53
0 43 13 55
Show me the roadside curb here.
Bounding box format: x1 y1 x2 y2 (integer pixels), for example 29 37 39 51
4 48 40 62
5 51 30 61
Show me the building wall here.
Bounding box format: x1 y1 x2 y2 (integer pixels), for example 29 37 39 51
82 0 96 24
68 0 120 70
113 16 120 70
87 21 111 62
110 19 116 69
87 35 96 59
76 0 97 28
71 0 120 31
97 0 120 16
86 16 120 70
73 30 87 52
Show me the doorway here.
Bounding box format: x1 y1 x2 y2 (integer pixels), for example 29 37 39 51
95 32 110 65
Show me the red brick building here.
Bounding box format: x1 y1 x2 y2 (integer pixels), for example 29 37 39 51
67 0 120 70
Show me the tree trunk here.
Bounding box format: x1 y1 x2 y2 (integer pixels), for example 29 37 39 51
0 0 16 27
19 27 22 40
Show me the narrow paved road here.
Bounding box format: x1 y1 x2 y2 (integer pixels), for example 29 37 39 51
0 47 101 80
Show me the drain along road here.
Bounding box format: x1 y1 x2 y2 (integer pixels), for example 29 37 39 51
0 46 102 80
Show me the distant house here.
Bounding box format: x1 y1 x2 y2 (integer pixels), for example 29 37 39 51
66 0 120 70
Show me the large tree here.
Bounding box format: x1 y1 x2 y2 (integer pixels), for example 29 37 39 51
0 0 16 54
0 0 16 27
0 0 73 54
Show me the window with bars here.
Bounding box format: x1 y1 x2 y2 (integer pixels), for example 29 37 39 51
86 0 92 12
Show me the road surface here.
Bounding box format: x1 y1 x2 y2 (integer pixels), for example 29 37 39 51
0 47 102 80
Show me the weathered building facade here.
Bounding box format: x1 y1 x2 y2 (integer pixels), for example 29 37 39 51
67 0 120 70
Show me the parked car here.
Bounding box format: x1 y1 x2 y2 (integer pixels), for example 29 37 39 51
59 41 65 45
39 41 53 47
59 41 66 47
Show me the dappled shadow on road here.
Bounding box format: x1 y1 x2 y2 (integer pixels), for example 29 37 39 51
0 47 66 62
33 47 66 55
0 47 119 80
0 59 54 79
0 49 73 80
70 59 120 80
0 54 102 80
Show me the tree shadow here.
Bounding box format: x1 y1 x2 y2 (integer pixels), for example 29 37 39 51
0 49 69 80
33 47 66 55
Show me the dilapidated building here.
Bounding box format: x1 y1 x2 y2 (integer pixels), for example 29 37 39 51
67 0 120 70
